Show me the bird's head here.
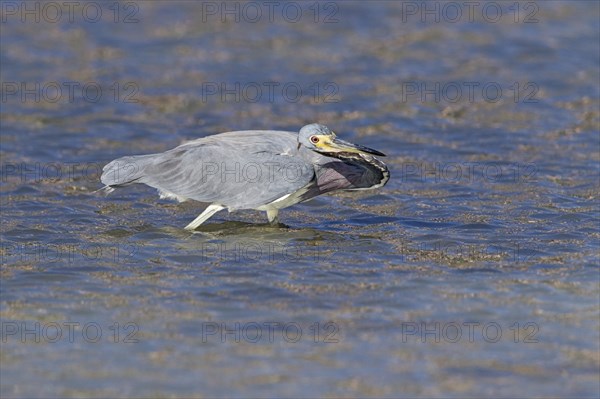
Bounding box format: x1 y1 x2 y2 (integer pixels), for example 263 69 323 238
297 123 386 157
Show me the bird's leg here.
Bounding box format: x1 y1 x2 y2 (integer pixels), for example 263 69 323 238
185 204 225 230
266 209 279 224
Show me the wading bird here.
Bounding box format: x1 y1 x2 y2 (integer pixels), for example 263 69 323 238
100 123 389 229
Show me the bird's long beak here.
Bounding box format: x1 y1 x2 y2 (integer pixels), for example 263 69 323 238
323 137 386 157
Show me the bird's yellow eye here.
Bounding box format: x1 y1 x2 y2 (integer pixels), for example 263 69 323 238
310 136 319 144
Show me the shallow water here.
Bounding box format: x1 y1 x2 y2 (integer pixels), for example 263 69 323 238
1 1 599 398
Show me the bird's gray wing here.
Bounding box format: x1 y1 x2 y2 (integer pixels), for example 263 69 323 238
119 131 315 210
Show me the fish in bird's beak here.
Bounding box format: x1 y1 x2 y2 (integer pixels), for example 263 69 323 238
318 136 386 157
